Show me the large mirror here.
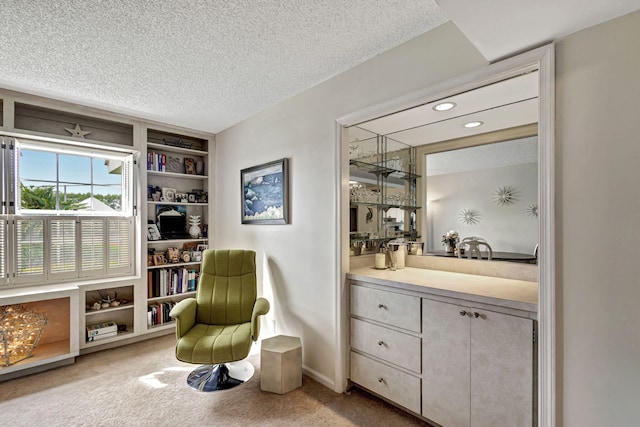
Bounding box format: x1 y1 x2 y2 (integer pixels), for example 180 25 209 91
348 70 540 263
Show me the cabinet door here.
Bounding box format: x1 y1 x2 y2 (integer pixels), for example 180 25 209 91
422 298 471 427
470 309 533 427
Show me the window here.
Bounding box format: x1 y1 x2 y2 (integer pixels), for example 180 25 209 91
17 141 133 215
1 136 136 287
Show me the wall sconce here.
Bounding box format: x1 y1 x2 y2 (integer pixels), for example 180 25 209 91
1 304 48 366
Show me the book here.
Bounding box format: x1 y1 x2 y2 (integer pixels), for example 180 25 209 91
87 321 118 337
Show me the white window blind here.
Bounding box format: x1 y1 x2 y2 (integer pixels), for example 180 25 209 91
50 218 77 279
15 217 45 283
107 217 132 275
0 217 6 285
80 218 105 275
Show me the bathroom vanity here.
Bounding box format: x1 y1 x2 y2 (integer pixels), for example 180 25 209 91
347 266 537 427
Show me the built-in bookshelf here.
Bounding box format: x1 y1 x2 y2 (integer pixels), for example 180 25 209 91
82 282 135 346
144 129 210 331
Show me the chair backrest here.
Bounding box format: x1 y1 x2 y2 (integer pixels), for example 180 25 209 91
196 249 257 325
458 237 493 260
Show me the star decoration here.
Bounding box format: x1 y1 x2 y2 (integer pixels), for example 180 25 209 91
65 123 91 139
526 203 539 217
492 185 517 206
459 208 481 225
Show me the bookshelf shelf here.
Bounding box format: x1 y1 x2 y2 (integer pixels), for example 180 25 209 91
147 170 208 180
85 302 134 316
148 292 196 303
147 142 207 156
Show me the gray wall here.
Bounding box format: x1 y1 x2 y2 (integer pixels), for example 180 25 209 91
556 10 640 425
214 22 487 387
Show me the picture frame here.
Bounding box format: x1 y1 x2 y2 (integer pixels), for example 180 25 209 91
147 224 161 241
196 244 208 252
184 157 196 175
241 158 289 224
147 255 155 266
161 187 176 202
153 254 166 266
192 251 202 262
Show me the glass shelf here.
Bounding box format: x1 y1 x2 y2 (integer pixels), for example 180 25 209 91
350 201 421 210
349 159 420 180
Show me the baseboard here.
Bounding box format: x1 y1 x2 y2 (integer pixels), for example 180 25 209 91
302 364 336 391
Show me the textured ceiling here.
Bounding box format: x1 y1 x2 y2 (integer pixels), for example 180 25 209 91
0 0 447 133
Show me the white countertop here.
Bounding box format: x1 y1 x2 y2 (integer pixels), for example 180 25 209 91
347 266 538 314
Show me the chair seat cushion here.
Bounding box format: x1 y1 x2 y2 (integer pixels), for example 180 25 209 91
176 322 252 364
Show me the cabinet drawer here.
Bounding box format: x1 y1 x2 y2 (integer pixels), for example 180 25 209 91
350 284 420 332
351 318 421 373
350 351 421 414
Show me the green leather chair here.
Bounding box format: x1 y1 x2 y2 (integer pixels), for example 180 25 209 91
169 249 270 391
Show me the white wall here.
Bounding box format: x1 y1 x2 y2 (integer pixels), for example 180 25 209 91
427 163 538 253
214 22 487 388
556 10 640 425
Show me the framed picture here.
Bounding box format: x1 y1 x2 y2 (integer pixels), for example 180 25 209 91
153 254 166 266
196 244 208 252
162 187 176 202
147 255 155 266
241 158 289 224
184 157 196 175
192 251 202 262
182 242 198 251
147 224 161 241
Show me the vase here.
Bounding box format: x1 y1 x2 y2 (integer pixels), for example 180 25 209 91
189 224 201 239
446 244 455 254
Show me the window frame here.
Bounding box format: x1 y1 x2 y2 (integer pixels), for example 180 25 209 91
1 135 137 288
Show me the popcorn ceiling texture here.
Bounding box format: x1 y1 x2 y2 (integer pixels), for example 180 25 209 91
0 1 447 133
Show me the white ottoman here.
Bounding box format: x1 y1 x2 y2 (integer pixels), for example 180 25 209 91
260 335 302 394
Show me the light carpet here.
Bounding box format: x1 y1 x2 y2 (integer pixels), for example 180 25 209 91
0 334 430 426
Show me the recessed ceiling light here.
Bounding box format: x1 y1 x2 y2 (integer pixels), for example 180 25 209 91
464 121 484 128
433 102 456 111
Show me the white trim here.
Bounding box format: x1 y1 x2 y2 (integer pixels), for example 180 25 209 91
537 44 556 427
336 44 555 425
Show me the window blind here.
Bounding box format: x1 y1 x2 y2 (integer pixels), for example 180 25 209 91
107 217 132 275
80 218 105 275
50 218 77 278
0 217 6 285
15 218 45 282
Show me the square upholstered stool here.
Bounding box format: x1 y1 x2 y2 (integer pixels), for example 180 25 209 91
260 335 302 394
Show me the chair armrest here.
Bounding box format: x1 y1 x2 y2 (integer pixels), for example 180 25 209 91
169 298 197 339
251 297 270 341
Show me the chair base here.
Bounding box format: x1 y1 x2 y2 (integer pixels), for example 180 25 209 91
186 361 255 392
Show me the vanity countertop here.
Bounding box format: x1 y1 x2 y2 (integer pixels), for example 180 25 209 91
347 266 538 314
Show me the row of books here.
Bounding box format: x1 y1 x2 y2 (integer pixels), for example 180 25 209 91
147 301 176 327
147 151 166 172
148 268 198 298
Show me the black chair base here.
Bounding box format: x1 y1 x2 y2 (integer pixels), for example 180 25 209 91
187 361 255 392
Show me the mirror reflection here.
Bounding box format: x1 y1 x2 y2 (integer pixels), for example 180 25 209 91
347 69 540 263
425 137 538 263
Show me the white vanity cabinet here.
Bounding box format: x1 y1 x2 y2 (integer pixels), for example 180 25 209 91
349 283 422 413
347 269 537 426
422 298 534 427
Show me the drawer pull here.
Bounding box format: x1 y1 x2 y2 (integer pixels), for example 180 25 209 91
378 304 386 309
459 310 467 316
377 340 384 346
473 312 481 318
378 377 384 383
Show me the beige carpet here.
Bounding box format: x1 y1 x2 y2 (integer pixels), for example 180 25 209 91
0 334 430 426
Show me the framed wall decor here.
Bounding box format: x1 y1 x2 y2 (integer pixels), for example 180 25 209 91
241 158 289 224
